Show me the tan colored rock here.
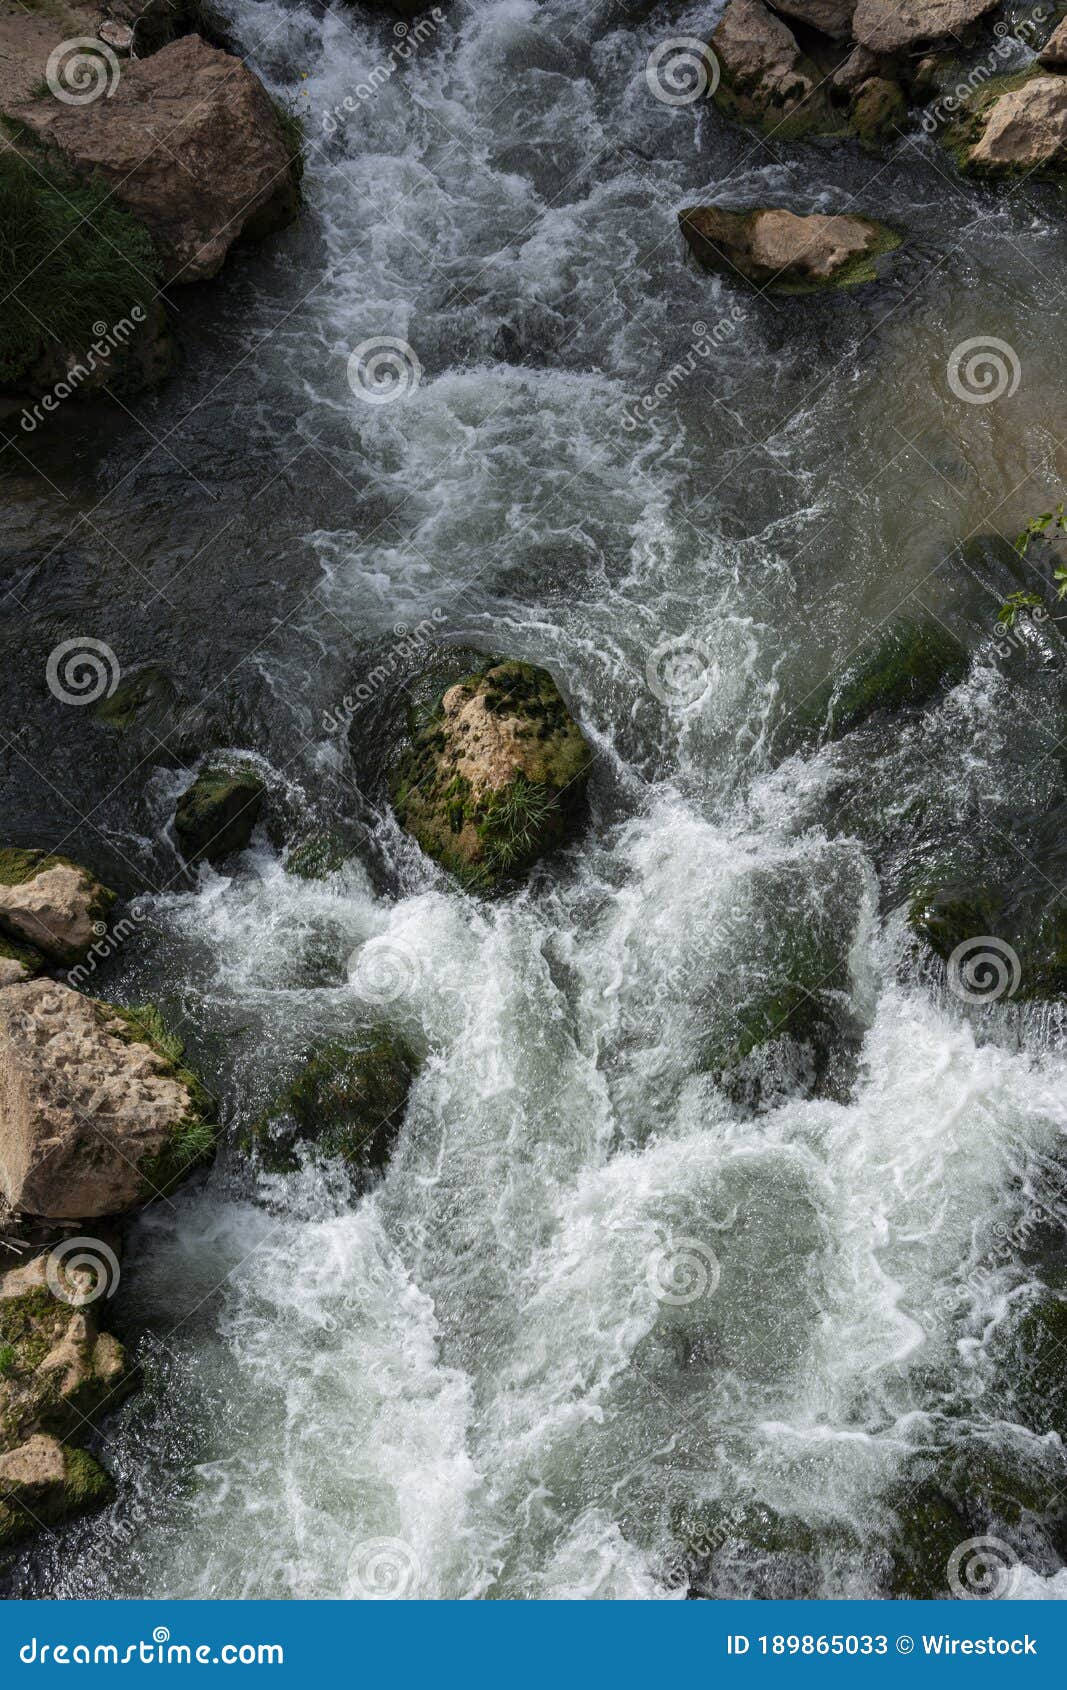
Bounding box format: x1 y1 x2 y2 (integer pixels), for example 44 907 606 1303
769 0 856 37
0 1434 113 1547
0 850 114 965
713 0 817 112
831 44 880 93
853 0 997 53
0 981 203 1218
679 205 900 290
0 1432 67 1492
10 35 300 283
1039 18 1067 66
0 1251 132 1453
966 74 1067 173
390 659 592 887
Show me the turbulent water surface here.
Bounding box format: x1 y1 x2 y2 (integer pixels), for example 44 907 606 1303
4 0 1067 1600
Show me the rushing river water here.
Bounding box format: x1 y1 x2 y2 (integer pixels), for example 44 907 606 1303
4 0 1067 1599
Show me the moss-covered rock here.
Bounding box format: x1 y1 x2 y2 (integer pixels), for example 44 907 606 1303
680 205 901 293
108 1004 217 1198
704 929 858 1112
92 665 179 734
883 1440 1065 1597
250 1034 415 1176
0 146 165 396
0 1435 113 1551
0 934 43 986
174 767 264 865
1004 1295 1067 1438
849 75 907 145
907 875 1067 1002
0 1251 134 1551
804 618 969 742
945 68 1067 181
0 847 115 965
389 657 592 890
286 830 353 880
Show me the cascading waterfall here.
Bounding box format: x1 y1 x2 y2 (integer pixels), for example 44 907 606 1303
9 0 1067 1599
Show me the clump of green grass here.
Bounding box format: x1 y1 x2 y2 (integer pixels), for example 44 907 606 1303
0 147 160 387
479 776 557 873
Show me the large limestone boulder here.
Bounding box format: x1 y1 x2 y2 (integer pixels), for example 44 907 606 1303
769 0 856 37
10 36 300 283
389 658 592 889
679 205 901 292
0 849 115 966
0 983 213 1218
962 74 1067 176
852 0 998 53
712 0 831 135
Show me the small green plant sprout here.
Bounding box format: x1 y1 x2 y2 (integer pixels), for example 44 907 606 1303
996 591 1044 630
1014 502 1066 557
0 1343 16 1376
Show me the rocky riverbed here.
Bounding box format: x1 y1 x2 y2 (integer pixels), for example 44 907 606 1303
1 0 1067 1600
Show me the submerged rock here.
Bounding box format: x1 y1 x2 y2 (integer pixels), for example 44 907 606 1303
0 984 213 1218
807 618 969 740
174 767 264 865
0 848 115 966
389 657 592 889
852 0 997 53
10 36 301 283
251 1034 415 1176
285 831 353 880
679 205 901 292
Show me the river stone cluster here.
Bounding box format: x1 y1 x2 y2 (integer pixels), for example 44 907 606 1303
687 0 1067 298
389 658 593 889
0 1252 133 1550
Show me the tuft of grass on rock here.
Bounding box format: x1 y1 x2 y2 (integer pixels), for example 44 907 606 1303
0 147 160 388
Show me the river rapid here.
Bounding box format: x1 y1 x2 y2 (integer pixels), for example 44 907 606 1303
3 0 1067 1599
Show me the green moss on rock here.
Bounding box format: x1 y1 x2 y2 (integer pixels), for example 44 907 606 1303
174 767 265 865
0 934 43 979
286 830 352 880
390 657 592 890
251 1034 415 1176
0 1441 113 1550
107 1004 217 1196
807 618 969 741
0 147 163 391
